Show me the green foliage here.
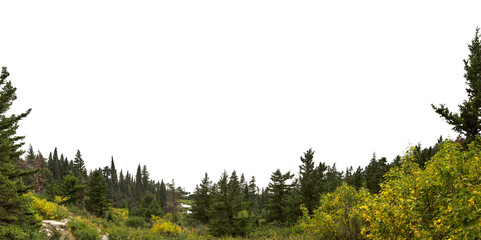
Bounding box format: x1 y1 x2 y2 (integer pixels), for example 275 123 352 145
298 149 322 214
106 208 129 223
299 183 370 240
191 173 212 224
0 67 40 239
125 216 146 228
67 216 101 240
363 154 390 194
58 170 86 205
432 28 481 143
0 224 46 240
362 139 481 239
132 191 163 221
208 171 255 237
266 169 295 223
85 169 110 217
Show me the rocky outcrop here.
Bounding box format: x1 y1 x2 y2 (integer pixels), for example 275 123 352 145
41 219 74 239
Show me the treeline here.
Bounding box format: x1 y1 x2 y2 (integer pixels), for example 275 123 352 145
16 145 187 221
189 141 442 236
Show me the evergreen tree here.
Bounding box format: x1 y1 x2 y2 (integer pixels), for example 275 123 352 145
134 192 163 220
432 28 481 143
159 180 167 210
110 157 118 187
324 163 343 193
266 169 294 223
209 171 234 236
141 165 149 194
191 173 212 224
58 171 86 205
25 144 35 163
135 164 142 199
0 67 40 238
364 154 389 194
298 148 321 214
51 148 60 180
73 150 86 182
85 169 110 217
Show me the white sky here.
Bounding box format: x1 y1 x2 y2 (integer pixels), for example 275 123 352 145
1 1 480 192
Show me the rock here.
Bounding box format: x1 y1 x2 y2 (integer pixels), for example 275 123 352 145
41 219 74 240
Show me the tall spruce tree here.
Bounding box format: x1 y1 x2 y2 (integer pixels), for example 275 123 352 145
432 28 481 143
266 169 294 223
58 171 86 205
73 150 86 182
298 148 321 214
85 169 110 217
0 67 40 239
191 173 212 224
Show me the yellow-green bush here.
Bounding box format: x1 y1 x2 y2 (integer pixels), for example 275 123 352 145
362 139 481 239
30 195 57 220
299 182 370 239
106 208 129 223
150 215 182 235
29 194 71 220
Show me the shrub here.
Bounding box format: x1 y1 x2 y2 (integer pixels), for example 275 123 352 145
125 216 146 228
107 208 129 223
31 195 57 220
299 183 370 240
30 194 71 221
67 216 101 240
150 215 182 235
363 139 481 239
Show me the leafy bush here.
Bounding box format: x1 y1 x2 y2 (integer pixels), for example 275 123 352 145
30 194 71 220
0 224 46 240
67 216 101 240
299 182 370 240
31 195 57 220
363 139 481 239
106 208 129 223
125 216 146 228
150 215 182 235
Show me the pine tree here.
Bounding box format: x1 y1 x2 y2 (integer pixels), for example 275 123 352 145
58 171 86 205
432 28 481 143
0 67 40 238
73 150 86 182
298 148 321 214
25 144 35 163
159 180 167 210
364 154 389 194
209 171 234 236
141 165 149 194
266 169 294 223
85 169 110 217
135 164 142 199
191 173 212 224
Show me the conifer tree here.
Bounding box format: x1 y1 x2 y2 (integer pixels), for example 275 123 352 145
141 165 149 193
58 171 86 205
135 164 142 199
85 169 110 217
266 169 294 223
191 173 212 224
0 67 39 238
26 144 35 163
159 180 167 210
73 150 86 182
209 171 234 236
298 148 321 214
432 28 481 143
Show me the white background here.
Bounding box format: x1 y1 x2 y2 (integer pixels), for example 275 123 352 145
1 1 480 192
